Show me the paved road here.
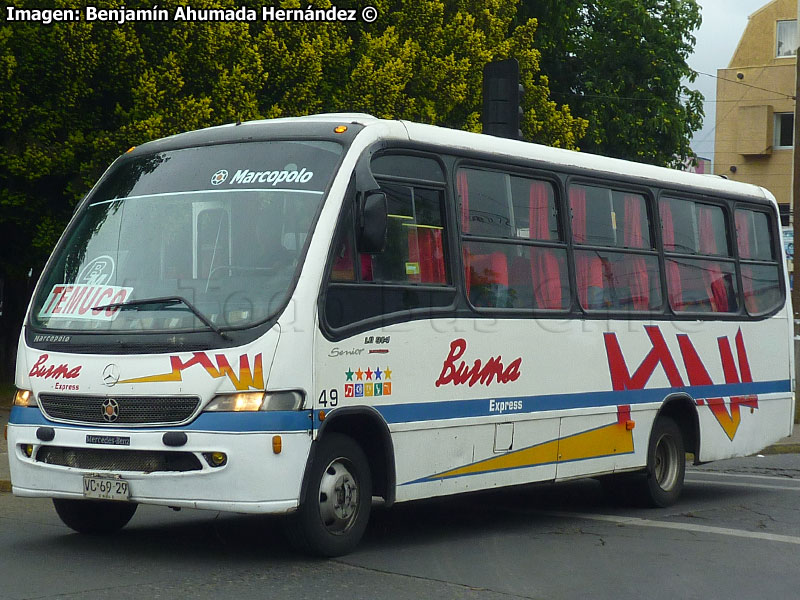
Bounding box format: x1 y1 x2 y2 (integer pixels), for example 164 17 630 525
1 453 799 600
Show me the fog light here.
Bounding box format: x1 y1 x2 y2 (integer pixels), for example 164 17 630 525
22 444 33 458
203 452 227 467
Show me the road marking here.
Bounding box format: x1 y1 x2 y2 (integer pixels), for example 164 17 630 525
686 478 800 492
538 510 800 546
687 470 800 482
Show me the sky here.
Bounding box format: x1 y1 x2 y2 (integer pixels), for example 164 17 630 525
688 0 787 162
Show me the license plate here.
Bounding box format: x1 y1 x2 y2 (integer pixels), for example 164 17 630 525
82 475 130 501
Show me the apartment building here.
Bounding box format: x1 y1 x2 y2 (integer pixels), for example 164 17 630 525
714 0 796 227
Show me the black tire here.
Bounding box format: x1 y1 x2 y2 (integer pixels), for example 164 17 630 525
53 498 137 534
285 433 372 557
636 416 685 507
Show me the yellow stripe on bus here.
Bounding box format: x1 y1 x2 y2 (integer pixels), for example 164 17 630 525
429 420 634 480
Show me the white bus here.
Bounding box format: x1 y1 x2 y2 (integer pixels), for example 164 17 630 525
8 114 794 556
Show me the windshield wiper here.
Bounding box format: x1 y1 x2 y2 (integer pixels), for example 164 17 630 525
92 295 232 341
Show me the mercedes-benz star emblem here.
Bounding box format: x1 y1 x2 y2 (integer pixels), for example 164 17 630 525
101 398 120 423
102 363 120 387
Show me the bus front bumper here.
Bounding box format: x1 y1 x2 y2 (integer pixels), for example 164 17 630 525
6 407 312 515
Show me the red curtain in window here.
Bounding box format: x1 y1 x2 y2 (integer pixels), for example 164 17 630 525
570 187 602 307
735 210 752 259
406 228 422 283
529 182 550 240
735 210 756 311
570 186 587 243
659 201 683 309
697 205 728 312
458 170 470 233
408 227 446 284
623 195 649 310
360 254 374 281
530 182 561 308
458 171 472 293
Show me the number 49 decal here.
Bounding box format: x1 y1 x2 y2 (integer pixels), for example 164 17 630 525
318 389 339 407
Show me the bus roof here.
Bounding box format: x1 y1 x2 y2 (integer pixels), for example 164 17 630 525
130 113 773 204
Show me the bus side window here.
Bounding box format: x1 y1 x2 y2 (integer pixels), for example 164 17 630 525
661 198 737 314
459 168 569 311
735 207 782 315
367 184 448 286
324 165 455 330
569 183 661 313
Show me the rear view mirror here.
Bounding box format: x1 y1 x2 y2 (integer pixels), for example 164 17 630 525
357 191 387 254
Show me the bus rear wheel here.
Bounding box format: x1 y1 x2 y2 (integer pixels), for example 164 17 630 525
638 416 685 507
53 498 137 534
286 433 372 557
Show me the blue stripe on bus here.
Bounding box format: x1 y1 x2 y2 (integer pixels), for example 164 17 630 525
9 378 791 432
374 379 791 425
8 406 313 432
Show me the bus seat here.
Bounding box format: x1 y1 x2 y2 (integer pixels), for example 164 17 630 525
466 250 509 308
708 269 730 312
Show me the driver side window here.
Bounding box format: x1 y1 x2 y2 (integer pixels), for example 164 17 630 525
325 153 455 330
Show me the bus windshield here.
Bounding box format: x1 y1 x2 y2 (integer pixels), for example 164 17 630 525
31 140 343 333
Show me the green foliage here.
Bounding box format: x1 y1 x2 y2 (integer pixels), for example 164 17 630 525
0 0 585 280
521 0 704 167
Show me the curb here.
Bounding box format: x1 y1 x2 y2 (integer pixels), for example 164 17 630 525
758 444 800 456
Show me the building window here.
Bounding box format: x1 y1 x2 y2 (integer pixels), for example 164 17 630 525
775 113 794 148
777 20 797 57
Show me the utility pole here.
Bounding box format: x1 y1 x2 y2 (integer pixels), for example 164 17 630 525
792 3 800 332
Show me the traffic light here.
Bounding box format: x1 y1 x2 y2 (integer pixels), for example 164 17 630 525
482 59 524 140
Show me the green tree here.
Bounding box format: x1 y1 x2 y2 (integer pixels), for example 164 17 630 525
521 0 703 167
0 0 587 375
1 0 585 270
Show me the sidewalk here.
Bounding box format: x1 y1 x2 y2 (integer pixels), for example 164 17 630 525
2 408 799 493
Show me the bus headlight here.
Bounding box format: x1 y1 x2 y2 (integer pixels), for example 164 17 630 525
13 389 36 407
204 390 305 412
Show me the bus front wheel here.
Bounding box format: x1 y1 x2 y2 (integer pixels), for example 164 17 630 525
53 498 137 534
287 433 372 557
639 416 685 507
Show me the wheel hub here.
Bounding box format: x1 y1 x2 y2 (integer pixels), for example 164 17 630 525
318 459 359 534
654 433 679 491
